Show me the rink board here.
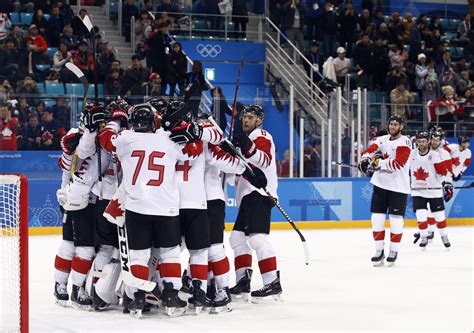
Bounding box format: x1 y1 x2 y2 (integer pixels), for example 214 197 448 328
19 176 474 235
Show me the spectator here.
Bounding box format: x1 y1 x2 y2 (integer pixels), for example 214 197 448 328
14 97 36 123
428 85 464 134
281 0 306 55
390 80 414 121
35 100 46 115
458 71 472 95
71 9 90 41
145 22 172 88
388 12 404 48
39 108 65 150
439 67 460 90
210 86 232 131
183 60 208 117
0 12 12 43
303 145 320 177
148 72 162 96
122 0 139 42
458 14 471 41
12 0 34 13
385 66 408 92
7 25 25 48
52 41 73 82
429 16 444 35
51 96 70 130
167 42 187 96
32 9 49 38
134 10 152 51
303 41 323 83
437 50 452 75
104 69 123 99
376 23 392 46
109 59 125 78
373 36 390 90
25 24 48 66
373 9 386 29
96 38 116 83
278 149 294 177
121 55 150 104
305 0 324 40
0 103 19 150
353 34 375 90
408 20 422 64
0 38 20 81
338 2 357 57
47 5 68 48
358 9 372 33
420 25 435 56
389 46 404 69
72 40 94 82
455 58 468 74
16 74 40 103
422 58 440 102
232 0 249 39
333 47 351 85
415 53 428 97
60 25 78 51
57 0 75 24
204 0 222 33
19 114 41 150
401 12 414 43
156 0 179 15
0 79 14 103
320 2 337 58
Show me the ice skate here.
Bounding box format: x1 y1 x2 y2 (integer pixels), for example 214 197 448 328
161 282 186 317
180 269 193 294
207 277 217 301
54 282 69 307
229 268 252 301
210 288 232 314
71 285 92 311
91 285 109 311
441 235 451 249
371 250 385 267
128 290 146 319
188 280 211 314
122 293 132 314
145 284 161 307
428 231 435 242
413 232 420 244
251 271 283 303
386 251 398 267
419 237 429 250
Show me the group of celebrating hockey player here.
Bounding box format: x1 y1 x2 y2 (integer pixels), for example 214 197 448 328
358 115 471 266
52 97 282 317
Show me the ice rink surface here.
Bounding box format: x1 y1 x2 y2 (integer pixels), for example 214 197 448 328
29 227 473 332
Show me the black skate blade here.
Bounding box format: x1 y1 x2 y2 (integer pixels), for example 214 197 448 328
164 306 186 317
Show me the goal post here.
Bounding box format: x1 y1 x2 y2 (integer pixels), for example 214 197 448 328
0 174 28 333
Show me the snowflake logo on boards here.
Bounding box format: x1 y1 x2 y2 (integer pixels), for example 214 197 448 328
453 204 462 214
30 195 62 227
361 183 373 202
413 167 429 181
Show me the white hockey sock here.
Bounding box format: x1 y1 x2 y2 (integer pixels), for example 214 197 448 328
416 209 429 238
389 214 404 252
209 243 230 289
371 213 386 251
71 246 94 287
249 234 277 285
189 248 208 291
433 211 448 237
54 240 74 285
229 231 252 282
159 245 182 290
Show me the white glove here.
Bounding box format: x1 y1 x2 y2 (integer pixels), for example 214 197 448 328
56 188 68 207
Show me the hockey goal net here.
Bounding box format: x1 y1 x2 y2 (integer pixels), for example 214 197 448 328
0 174 28 333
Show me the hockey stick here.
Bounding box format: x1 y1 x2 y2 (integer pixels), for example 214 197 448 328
207 116 310 265
412 182 474 191
331 161 358 169
228 55 244 141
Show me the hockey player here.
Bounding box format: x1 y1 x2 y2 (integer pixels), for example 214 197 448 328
100 103 197 317
444 135 471 181
225 105 282 301
358 115 412 266
410 131 453 249
61 104 111 309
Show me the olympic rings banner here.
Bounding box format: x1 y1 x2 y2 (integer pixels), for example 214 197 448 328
180 40 265 63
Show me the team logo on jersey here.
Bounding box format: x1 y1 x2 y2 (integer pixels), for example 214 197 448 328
413 167 429 181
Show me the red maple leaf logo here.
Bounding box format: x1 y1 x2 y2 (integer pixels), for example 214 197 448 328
413 167 429 181
383 152 389 159
105 198 124 219
42 131 53 141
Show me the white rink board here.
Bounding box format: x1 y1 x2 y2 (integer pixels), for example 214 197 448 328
30 228 473 332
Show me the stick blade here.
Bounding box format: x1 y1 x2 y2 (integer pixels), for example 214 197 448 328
81 15 94 32
302 241 310 265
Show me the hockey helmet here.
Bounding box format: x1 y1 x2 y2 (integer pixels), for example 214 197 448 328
107 99 129 113
129 104 156 132
431 131 443 139
161 100 189 131
388 114 404 125
81 103 110 131
241 104 264 121
148 97 168 114
415 130 430 141
458 135 470 144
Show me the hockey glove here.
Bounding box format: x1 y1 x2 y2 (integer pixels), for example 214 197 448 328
219 140 237 157
82 111 109 132
60 131 82 155
111 109 129 128
242 166 267 189
442 181 454 202
369 151 384 171
357 158 371 173
169 122 203 144
233 135 256 158
452 173 462 181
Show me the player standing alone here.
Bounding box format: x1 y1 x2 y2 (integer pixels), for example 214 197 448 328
358 115 412 266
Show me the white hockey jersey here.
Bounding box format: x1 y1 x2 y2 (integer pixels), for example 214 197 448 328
432 146 453 182
361 134 412 194
100 122 200 216
444 144 472 177
235 128 278 206
204 143 245 202
410 148 449 198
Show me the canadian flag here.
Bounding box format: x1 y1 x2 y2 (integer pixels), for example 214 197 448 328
103 184 126 227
